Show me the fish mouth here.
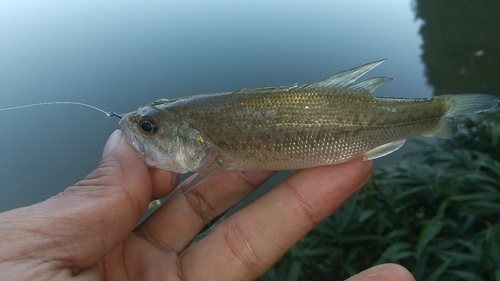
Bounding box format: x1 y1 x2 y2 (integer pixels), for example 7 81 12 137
118 117 146 159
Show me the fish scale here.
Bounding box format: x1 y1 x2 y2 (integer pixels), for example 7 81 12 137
172 91 439 170
119 60 500 192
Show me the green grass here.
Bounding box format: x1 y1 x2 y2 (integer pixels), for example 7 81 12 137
261 109 500 281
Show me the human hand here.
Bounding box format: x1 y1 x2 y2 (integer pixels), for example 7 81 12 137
0 130 414 281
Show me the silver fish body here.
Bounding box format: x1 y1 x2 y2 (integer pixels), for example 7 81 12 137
119 60 499 189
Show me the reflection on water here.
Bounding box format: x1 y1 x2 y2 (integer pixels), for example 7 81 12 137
414 0 500 96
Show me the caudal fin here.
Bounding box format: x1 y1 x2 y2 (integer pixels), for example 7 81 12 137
428 94 500 139
443 94 500 116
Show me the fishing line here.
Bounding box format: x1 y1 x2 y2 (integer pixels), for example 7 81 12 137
0 101 122 119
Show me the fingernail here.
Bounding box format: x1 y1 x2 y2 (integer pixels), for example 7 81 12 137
102 130 123 159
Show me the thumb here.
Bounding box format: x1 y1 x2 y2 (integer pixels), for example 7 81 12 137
0 130 153 268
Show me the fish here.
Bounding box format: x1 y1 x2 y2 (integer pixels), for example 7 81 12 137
118 60 500 191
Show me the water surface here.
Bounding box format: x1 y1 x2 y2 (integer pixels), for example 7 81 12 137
1 0 498 211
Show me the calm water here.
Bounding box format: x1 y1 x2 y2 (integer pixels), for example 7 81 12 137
0 0 498 211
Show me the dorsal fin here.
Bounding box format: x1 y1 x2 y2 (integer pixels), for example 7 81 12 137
348 77 393 94
302 59 389 94
232 84 298 95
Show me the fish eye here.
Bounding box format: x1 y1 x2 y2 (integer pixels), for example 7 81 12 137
140 116 158 135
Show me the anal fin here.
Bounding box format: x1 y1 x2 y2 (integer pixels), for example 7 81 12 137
363 140 406 160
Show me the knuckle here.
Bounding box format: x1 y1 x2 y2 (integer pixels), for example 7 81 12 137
282 178 320 226
222 219 267 278
185 189 218 223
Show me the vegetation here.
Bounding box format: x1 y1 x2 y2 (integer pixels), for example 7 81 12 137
414 0 500 97
261 110 500 281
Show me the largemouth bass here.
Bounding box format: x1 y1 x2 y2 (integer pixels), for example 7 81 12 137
119 60 499 190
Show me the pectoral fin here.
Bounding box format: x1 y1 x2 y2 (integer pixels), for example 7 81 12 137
175 158 225 194
363 140 406 160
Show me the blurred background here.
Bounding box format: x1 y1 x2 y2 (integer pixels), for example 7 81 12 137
0 0 498 215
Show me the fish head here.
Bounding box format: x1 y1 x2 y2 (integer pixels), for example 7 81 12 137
119 103 211 174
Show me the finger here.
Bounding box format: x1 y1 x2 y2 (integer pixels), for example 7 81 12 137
0 130 175 269
178 160 373 280
149 167 180 199
344 264 415 281
135 170 275 253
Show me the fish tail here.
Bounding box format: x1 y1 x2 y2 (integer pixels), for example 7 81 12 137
428 94 500 139
443 94 500 116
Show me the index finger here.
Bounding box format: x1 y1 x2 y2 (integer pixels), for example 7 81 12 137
179 160 373 280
